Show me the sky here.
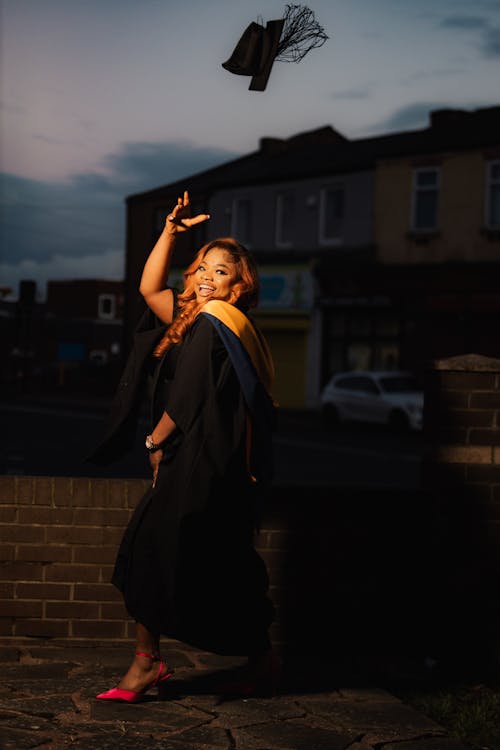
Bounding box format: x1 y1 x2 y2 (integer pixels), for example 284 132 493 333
1 0 499 299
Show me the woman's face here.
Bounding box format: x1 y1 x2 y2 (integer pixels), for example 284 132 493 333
194 248 239 304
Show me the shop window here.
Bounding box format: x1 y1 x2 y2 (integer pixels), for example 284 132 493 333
275 191 295 248
486 160 500 229
374 344 400 370
347 343 371 371
231 198 253 245
98 294 116 320
319 186 344 245
411 167 440 231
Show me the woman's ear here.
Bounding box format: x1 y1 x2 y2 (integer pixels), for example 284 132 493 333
229 283 242 304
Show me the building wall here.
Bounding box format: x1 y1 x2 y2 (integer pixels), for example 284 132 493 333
375 150 500 264
208 172 374 252
46 280 124 320
206 174 374 407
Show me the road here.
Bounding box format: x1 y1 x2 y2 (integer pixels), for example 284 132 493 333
0 400 423 489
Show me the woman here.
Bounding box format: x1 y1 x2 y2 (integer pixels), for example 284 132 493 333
93 191 276 702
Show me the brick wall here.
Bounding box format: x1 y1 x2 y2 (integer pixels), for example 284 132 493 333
0 474 440 676
0 476 298 647
423 353 500 518
0 476 150 641
422 353 500 675
1 456 497 676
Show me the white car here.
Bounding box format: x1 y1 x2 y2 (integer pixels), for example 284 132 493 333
320 371 423 430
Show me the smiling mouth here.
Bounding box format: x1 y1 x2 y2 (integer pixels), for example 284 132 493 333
198 284 216 296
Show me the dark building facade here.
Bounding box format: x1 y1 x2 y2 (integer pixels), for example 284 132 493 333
1 279 124 395
124 106 500 407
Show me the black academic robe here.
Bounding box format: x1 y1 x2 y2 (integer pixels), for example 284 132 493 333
88 305 167 466
111 314 274 655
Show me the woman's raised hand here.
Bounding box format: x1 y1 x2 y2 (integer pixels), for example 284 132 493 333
166 190 210 234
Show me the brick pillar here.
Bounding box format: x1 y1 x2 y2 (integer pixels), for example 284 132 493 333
423 353 500 676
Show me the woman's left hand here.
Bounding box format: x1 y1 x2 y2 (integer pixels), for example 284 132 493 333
149 450 163 488
166 190 210 234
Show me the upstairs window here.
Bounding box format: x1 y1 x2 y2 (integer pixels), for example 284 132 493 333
231 198 253 245
275 191 295 248
486 160 500 229
319 186 344 245
412 167 440 231
98 294 116 320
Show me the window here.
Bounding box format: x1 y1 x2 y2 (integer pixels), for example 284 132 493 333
89 349 108 365
354 376 380 395
346 344 372 372
411 168 440 231
98 294 116 320
231 198 253 244
486 160 500 229
275 191 295 247
319 186 344 245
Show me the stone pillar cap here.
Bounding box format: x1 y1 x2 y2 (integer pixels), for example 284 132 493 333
432 353 500 372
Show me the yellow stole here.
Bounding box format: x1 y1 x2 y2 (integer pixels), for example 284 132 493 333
200 300 274 394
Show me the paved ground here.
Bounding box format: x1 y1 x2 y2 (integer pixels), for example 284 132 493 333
0 641 468 750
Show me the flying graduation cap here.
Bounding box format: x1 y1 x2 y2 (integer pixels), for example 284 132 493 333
222 4 328 92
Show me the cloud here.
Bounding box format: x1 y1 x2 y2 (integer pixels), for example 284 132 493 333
372 102 441 132
32 133 72 146
101 140 236 193
0 140 238 298
438 14 500 57
483 26 500 56
0 100 26 116
0 172 123 265
0 251 124 302
399 68 466 85
439 16 488 30
332 86 372 100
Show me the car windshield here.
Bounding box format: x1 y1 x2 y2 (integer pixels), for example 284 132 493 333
379 376 420 393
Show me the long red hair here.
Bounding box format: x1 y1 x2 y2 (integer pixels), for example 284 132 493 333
153 238 259 357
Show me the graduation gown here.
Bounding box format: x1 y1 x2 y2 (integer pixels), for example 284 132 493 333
111 302 275 655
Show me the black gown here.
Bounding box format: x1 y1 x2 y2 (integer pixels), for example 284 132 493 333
111 314 274 655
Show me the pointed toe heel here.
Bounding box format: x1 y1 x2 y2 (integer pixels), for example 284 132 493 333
95 687 143 703
95 651 172 703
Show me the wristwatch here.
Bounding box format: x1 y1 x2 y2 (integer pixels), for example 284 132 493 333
145 434 162 452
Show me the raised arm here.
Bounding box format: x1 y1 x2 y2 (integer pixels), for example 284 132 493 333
139 190 210 324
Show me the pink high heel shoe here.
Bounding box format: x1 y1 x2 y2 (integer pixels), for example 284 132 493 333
96 651 172 703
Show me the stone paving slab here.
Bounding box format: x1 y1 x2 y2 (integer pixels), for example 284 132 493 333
0 640 469 750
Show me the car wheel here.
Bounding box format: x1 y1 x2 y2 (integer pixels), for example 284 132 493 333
388 409 409 432
322 404 340 427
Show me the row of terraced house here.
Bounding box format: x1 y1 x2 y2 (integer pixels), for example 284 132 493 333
124 106 500 409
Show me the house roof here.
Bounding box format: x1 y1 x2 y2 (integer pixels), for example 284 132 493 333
127 106 500 204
